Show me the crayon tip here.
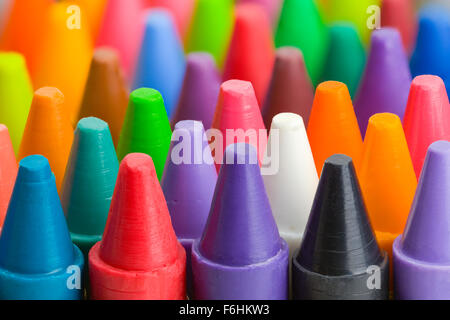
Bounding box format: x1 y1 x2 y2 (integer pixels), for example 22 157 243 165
320 23 366 98
307 81 363 175
61 117 119 258
393 141 450 300
211 80 267 170
237 0 283 26
293 154 389 300
355 28 412 135
263 47 315 128
18 87 74 192
192 143 289 300
262 113 318 254
171 53 221 129
0 52 33 153
223 3 275 106
133 9 186 119
0 125 17 229
403 75 450 177
410 5 450 88
89 153 186 300
78 48 129 147
117 88 172 180
0 155 84 300
275 0 328 84
185 0 234 68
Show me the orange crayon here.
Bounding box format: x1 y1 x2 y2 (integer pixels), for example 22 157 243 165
307 81 363 175
359 113 417 282
32 2 93 124
72 0 108 40
0 125 17 230
18 87 74 192
78 48 129 147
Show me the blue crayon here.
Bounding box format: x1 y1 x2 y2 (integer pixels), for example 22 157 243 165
133 9 186 119
0 155 84 300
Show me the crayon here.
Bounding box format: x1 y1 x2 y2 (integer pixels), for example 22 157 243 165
162 120 217 297
32 1 93 124
0 155 84 300
410 5 450 91
0 125 17 230
237 0 283 26
148 0 196 41
403 75 450 177
307 81 363 175
0 52 32 153
354 28 412 135
133 9 186 119
275 0 328 84
117 88 172 181
96 0 146 79
0 0 52 74
211 80 267 171
0 0 12 35
77 48 129 147
381 0 417 54
325 0 381 44
73 0 108 40
320 23 366 98
171 53 221 130
61 117 119 260
223 3 275 106
89 153 186 300
263 47 314 128
185 0 234 68
18 87 74 192
292 154 389 300
359 113 417 285
393 141 450 300
192 143 289 300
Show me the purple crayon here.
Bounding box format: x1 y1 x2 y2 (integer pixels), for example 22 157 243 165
161 120 217 297
192 143 289 300
354 28 412 135
171 53 221 129
393 140 450 300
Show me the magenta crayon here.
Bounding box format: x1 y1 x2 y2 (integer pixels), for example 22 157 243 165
162 120 217 296
354 28 412 135
192 143 289 300
171 53 221 129
393 141 450 300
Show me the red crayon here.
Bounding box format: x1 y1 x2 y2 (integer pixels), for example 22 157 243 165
89 153 186 300
223 3 275 106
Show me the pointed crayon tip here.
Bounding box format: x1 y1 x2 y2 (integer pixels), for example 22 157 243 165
78 48 129 147
403 75 450 178
275 0 328 85
192 143 289 300
263 47 315 128
0 125 17 229
355 28 412 135
18 87 74 192
262 113 318 255
117 88 172 180
133 9 186 118
411 4 450 88
61 117 119 258
185 0 234 68
223 2 275 106
293 154 389 300
321 23 366 98
0 52 33 153
89 153 186 300
171 52 221 129
307 81 363 175
394 141 450 300
0 155 84 300
211 80 267 171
